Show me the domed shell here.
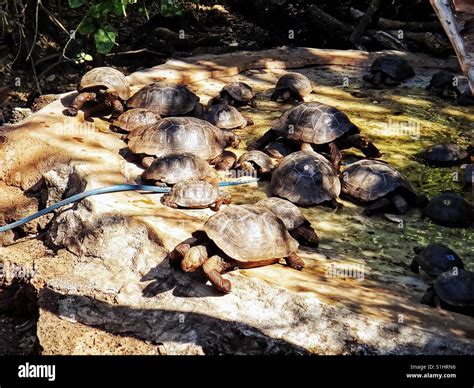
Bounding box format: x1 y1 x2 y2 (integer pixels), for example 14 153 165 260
369 56 415 80
271 102 355 145
433 269 474 306
206 104 246 129
222 82 255 102
203 204 298 262
79 67 130 100
428 71 456 88
421 143 468 164
274 73 312 96
236 150 273 171
142 153 215 185
423 191 473 227
162 180 220 207
126 83 199 116
271 151 341 206
341 160 415 202
256 197 306 231
112 109 160 133
414 244 465 277
128 117 226 161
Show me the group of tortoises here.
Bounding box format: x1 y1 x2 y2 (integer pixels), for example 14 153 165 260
62 58 473 313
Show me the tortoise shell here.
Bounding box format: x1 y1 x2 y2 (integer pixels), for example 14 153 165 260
421 143 468 164
142 153 215 185
369 56 415 80
161 180 222 208
263 138 298 159
341 160 415 202
271 102 356 145
203 204 298 262
271 150 341 206
221 82 255 102
126 83 199 116
423 191 473 227
206 104 247 129
274 73 312 97
433 269 474 306
236 150 273 172
256 197 307 231
112 109 160 133
413 244 464 277
428 71 456 89
128 117 227 161
79 67 130 100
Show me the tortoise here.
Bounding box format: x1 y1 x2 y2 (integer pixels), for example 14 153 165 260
421 269 474 316
161 180 231 211
248 102 381 172
363 56 415 87
111 108 161 133
205 104 253 129
420 143 473 167
141 153 217 186
127 117 240 170
234 150 274 176
271 73 313 102
170 204 304 293
423 190 473 227
256 197 319 247
270 150 341 208
211 82 257 108
426 71 462 99
410 244 465 277
263 137 298 160
65 67 130 117
340 160 427 215
126 83 204 117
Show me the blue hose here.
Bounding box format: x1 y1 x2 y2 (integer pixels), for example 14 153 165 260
0 179 259 233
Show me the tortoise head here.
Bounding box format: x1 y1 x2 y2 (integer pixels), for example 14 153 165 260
222 130 241 148
181 245 209 272
348 133 369 149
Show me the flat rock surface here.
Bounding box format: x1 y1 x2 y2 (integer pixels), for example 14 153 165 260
0 47 473 355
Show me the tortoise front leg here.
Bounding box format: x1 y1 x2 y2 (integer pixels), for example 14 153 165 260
270 89 282 101
242 115 254 127
169 243 191 269
384 76 400 87
247 129 278 150
391 193 409 214
328 141 342 172
110 99 124 118
409 258 420 274
285 252 305 271
363 197 392 216
203 255 233 293
420 287 437 307
65 92 97 116
249 97 257 108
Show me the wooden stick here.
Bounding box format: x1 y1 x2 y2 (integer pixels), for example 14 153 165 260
430 0 474 93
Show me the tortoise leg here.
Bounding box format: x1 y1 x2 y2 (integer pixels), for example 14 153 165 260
295 93 305 103
420 287 437 307
289 224 319 248
328 199 344 211
300 142 313 152
270 89 282 101
409 258 420 274
328 142 342 172
169 243 191 269
361 141 382 159
210 197 224 212
384 77 400 87
362 73 374 83
142 156 155 169
248 129 279 150
181 245 210 273
242 115 254 127
363 197 392 216
285 252 305 271
65 92 97 116
161 195 178 209
453 86 462 98
211 150 237 171
441 86 451 99
391 193 409 214
203 255 232 293
110 99 124 118
249 97 257 108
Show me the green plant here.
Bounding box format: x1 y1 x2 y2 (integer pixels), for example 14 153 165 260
70 0 193 57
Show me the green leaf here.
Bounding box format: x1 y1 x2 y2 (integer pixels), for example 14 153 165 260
68 0 86 8
94 25 117 54
83 54 93 61
78 17 96 35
